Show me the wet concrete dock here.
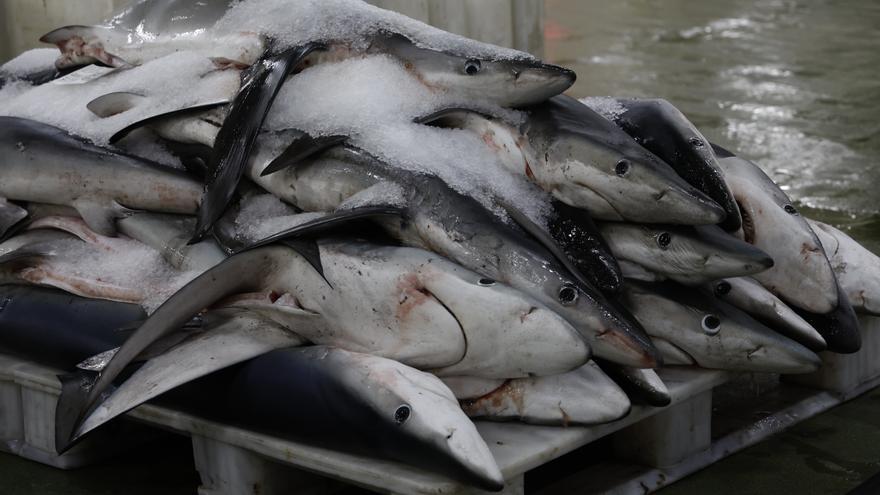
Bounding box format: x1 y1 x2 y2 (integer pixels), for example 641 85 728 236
3 385 880 494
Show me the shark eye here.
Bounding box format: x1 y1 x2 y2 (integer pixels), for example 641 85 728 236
689 137 704 148
714 281 732 297
783 204 798 215
478 277 496 287
656 232 672 249
558 284 579 305
464 58 482 75
615 159 631 177
702 314 721 335
394 404 411 424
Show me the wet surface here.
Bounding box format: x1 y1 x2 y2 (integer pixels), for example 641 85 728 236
1 2 879 494
0 434 199 495
545 0 880 253
658 386 880 494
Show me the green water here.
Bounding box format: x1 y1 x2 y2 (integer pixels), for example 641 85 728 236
545 0 880 253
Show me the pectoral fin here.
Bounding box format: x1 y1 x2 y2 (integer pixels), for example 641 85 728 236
242 205 406 252
191 42 325 243
86 92 147 118
260 133 349 176
0 239 58 266
66 312 306 448
55 247 287 453
0 199 28 241
71 199 133 237
414 107 497 126
105 100 229 144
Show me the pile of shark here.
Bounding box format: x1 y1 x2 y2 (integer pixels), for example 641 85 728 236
0 0 878 490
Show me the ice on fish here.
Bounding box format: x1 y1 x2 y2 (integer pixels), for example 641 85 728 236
0 51 239 145
233 194 328 241
265 54 549 225
9 227 202 313
0 48 58 77
580 96 628 121
115 129 184 169
217 0 534 62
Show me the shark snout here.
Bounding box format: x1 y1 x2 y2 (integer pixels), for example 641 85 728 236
656 183 727 225
423 269 589 377
505 63 576 106
702 247 774 278
746 339 821 374
591 318 663 369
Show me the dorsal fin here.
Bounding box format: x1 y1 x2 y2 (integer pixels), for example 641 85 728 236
260 133 349 176
108 101 229 144
414 107 496 126
240 206 407 253
711 142 736 158
87 92 147 118
280 238 326 282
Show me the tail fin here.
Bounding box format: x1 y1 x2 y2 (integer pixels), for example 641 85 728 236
40 25 129 69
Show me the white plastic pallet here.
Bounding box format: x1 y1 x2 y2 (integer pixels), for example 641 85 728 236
0 316 877 495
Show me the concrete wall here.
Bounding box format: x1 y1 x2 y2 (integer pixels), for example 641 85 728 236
0 0 543 64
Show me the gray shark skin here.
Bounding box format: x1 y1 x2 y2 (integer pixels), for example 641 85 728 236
40 1 262 69
621 281 821 374
41 1 573 107
594 360 671 407
446 361 631 426
792 277 862 354
707 277 826 352
0 117 203 236
106 0 235 34
713 144 839 314
58 236 590 451
809 219 880 317
190 32 575 240
225 210 592 379
0 65 76 89
598 222 774 285
0 202 84 243
69 311 309 448
522 96 726 225
0 285 144 370
368 32 575 107
416 100 724 226
547 199 622 294
251 145 661 369
117 213 226 271
0 285 500 489
174 346 505 490
593 97 741 232
190 44 320 242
